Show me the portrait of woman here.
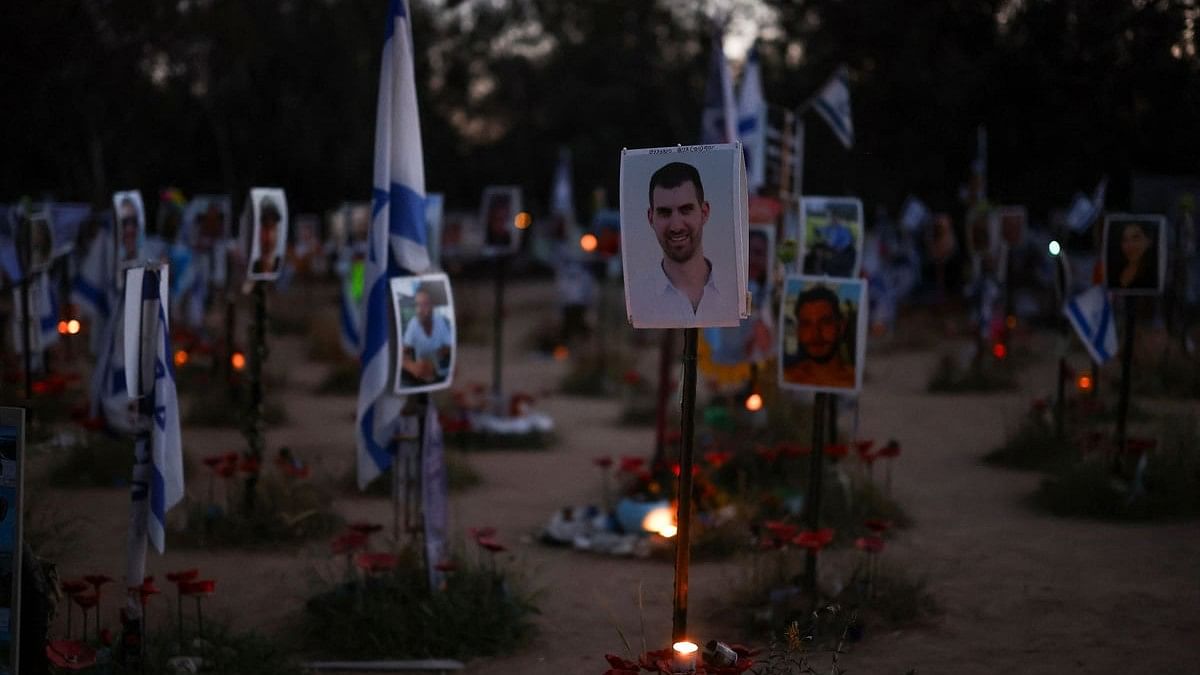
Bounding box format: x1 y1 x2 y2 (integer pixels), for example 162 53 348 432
1103 215 1165 295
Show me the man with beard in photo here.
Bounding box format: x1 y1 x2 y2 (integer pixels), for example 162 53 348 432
645 161 725 323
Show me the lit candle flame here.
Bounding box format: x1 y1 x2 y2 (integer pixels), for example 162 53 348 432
643 506 677 538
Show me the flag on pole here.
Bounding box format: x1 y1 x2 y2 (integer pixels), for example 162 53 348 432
1064 285 1117 365
123 266 184 553
357 0 429 490
737 43 767 192
1065 177 1108 233
811 65 854 149
700 25 737 145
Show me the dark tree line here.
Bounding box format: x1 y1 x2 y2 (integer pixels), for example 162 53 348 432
3 0 1198 223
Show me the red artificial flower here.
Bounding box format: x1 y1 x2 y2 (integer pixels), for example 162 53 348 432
593 455 614 469
216 462 236 478
823 443 849 459
778 442 810 459
863 518 892 534
703 450 734 469
348 522 384 536
622 369 642 385
855 535 886 554
669 463 700 478
178 579 216 596
467 526 497 541
166 569 200 585
603 653 640 675
222 451 239 464
61 579 90 596
854 440 875 459
763 521 798 546
83 574 113 590
755 445 780 464
878 440 902 459
475 537 507 553
238 456 261 474
793 528 835 551
354 552 399 574
639 648 674 673
72 593 99 610
331 531 368 555
618 456 646 473
45 639 98 669
434 560 459 573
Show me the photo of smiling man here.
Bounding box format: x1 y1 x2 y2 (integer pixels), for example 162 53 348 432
620 145 747 329
779 275 867 393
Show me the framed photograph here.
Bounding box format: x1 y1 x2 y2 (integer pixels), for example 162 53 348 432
619 143 749 329
778 275 868 394
25 210 54 273
1103 214 1167 295
391 273 456 395
749 223 775 296
112 190 147 274
479 186 522 257
186 195 232 253
246 188 288 282
799 196 863 278
994 206 1028 247
0 407 25 674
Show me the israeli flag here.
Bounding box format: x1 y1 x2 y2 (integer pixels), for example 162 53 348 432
812 65 854 149
737 43 767 192
357 0 430 489
1065 177 1108 233
1064 285 1117 365
700 25 737 145
122 266 185 553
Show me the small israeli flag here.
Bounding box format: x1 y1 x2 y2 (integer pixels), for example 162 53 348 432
1064 285 1117 364
736 43 767 192
812 65 854 149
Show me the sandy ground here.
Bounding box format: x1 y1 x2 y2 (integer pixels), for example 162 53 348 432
32 278 1200 675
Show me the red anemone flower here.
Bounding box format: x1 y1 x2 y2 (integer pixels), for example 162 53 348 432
593 455 614 469
793 528 836 551
166 569 200 585
83 574 113 591
823 443 849 459
618 456 646 473
354 552 399 574
216 462 236 478
863 518 892 534
222 451 239 464
604 653 641 675
855 535 886 554
238 456 261 474
475 537 507 553
178 579 216 597
61 580 90 596
703 450 734 469
878 440 902 459
854 440 876 459
763 521 799 545
330 531 368 555
622 370 642 385
46 639 98 670
72 593 99 610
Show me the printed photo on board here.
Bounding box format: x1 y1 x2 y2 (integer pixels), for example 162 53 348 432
112 190 147 272
619 144 749 329
778 275 867 393
391 273 456 395
800 196 863 278
247 188 289 281
1103 214 1167 295
479 186 522 257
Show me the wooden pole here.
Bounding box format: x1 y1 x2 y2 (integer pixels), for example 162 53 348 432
1114 296 1137 474
652 329 675 468
243 281 266 512
804 392 827 595
671 328 699 643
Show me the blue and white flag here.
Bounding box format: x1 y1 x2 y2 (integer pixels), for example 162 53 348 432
700 25 737 145
123 266 185 553
1065 177 1108 233
737 43 767 192
1064 285 1117 365
812 65 854 149
358 0 430 490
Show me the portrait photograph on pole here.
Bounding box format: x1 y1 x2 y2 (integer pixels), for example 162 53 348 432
246 188 289 281
778 275 867 393
799 196 863 278
479 185 523 257
112 189 147 275
1103 214 1167 295
619 143 749 329
25 210 54 273
391 273 456 395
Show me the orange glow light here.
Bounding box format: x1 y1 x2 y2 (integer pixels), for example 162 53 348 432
642 506 677 538
1077 374 1093 391
992 343 1007 360
1005 315 1017 330
514 212 533 230
552 345 569 361
67 319 81 335
57 321 69 335
744 392 764 412
174 350 189 367
579 233 598 253
231 352 247 371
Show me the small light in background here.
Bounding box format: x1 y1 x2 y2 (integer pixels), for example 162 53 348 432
514 212 533 230
57 321 69 335
580 233 598 253
1048 240 1061 256
1005 315 1017 330
642 506 677 538
992 343 1007 360
552 345 569 361
231 351 247 371
174 350 189 367
672 641 699 672
1077 374 1093 391
67 319 81 335
744 392 764 412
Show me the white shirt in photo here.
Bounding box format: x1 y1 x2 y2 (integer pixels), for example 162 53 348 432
651 257 726 326
403 313 452 379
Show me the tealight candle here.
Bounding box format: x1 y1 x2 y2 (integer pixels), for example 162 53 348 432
672 640 698 673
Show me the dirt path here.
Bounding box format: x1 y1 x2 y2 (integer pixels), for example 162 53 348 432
35 279 1200 674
